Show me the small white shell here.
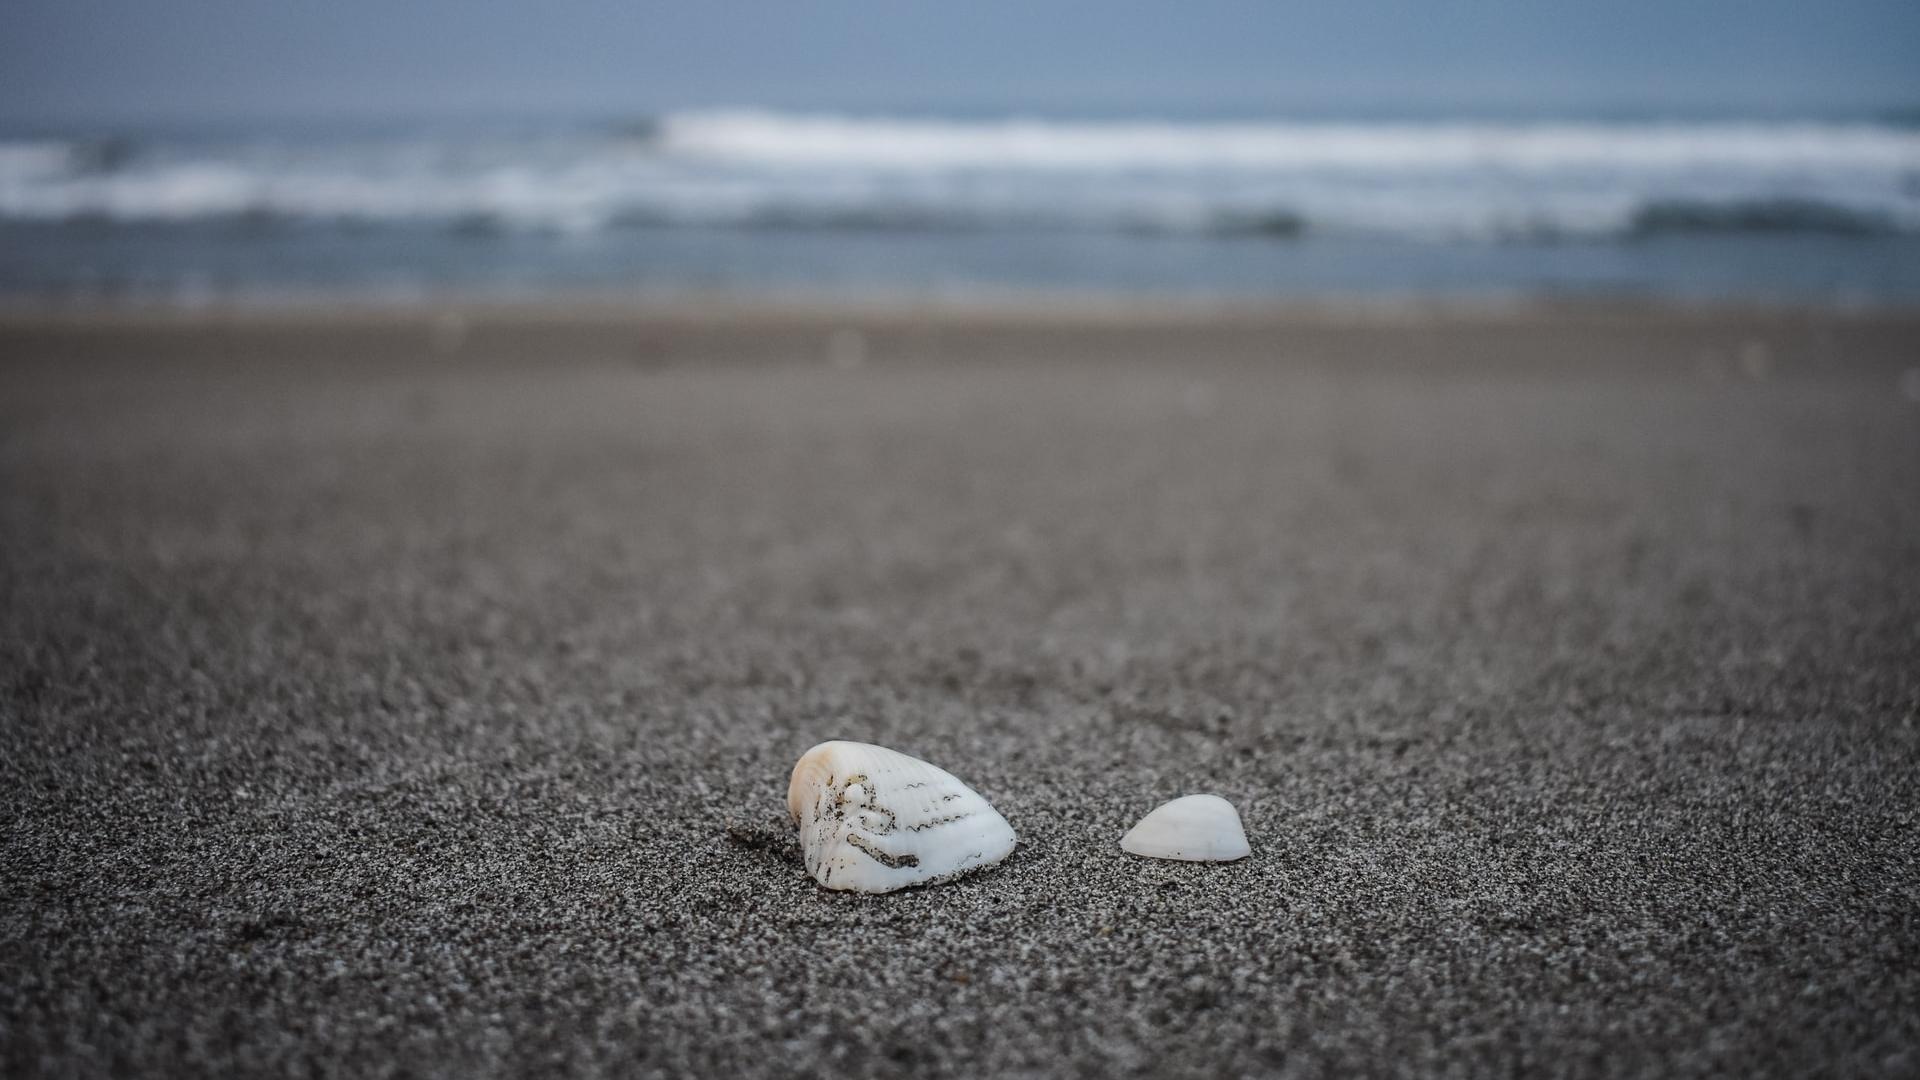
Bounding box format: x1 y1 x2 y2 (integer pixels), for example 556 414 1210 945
1120 794 1250 862
788 740 1017 893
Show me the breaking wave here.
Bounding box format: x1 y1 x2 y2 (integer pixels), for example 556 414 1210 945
2 111 1917 241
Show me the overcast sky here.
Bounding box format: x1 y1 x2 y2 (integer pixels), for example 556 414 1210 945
4 0 1918 124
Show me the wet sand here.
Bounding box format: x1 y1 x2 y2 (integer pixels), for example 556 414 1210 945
3 301 1918 1077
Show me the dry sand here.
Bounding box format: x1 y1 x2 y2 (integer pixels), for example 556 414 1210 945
3 302 1918 1077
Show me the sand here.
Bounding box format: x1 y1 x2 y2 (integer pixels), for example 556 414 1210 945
3 301 1918 1077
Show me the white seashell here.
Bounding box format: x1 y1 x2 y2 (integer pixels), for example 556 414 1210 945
1120 794 1250 862
788 740 1017 893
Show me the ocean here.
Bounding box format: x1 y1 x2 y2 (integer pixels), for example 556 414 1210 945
4 109 1919 303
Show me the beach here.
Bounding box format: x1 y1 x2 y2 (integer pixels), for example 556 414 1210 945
3 300 1917 1077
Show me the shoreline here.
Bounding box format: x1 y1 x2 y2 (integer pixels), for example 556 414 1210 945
5 287 1919 331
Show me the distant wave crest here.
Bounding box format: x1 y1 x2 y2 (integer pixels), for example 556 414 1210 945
657 109 1920 171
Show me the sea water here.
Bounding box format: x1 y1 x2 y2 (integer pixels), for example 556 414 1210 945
3 109 1917 302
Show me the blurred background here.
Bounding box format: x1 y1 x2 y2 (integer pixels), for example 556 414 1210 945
3 0 1918 305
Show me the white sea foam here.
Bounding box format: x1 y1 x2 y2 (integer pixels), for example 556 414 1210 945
2 112 1917 241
